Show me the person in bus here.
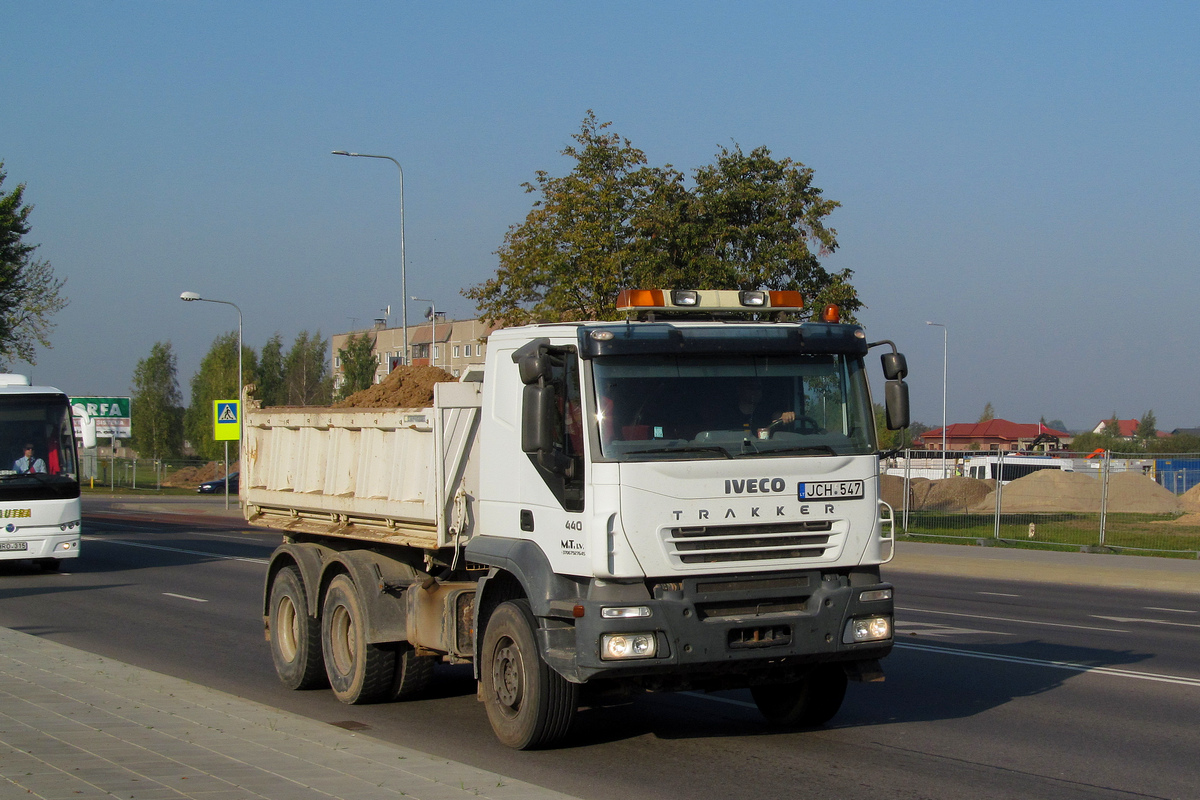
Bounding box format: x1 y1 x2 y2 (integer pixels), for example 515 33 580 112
14 443 47 474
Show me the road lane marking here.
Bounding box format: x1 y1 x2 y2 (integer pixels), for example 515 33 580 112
896 621 1012 638
1092 615 1200 629
896 642 1200 687
897 606 1129 633
1144 607 1197 614
81 536 269 565
163 593 208 603
977 591 1021 597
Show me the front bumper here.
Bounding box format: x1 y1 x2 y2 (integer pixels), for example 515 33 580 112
542 568 893 686
0 529 81 561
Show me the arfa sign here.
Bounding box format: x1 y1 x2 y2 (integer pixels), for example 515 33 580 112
70 397 131 439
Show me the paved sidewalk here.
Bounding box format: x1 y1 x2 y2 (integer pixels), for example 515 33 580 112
0 627 579 800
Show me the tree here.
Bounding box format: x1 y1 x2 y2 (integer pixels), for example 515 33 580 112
0 163 67 366
257 333 285 406
978 402 995 423
284 330 331 406
1136 410 1158 442
184 331 258 460
465 113 859 324
335 332 377 400
130 342 183 460
1047 419 1068 433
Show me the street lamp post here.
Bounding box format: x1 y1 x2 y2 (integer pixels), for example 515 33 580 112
331 151 408 366
926 321 948 478
411 297 435 368
182 291 242 508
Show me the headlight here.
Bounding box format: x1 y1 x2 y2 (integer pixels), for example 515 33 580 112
600 632 657 660
843 615 892 644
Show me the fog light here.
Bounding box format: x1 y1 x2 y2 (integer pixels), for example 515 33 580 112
859 588 892 603
601 606 651 619
601 632 657 660
843 615 891 644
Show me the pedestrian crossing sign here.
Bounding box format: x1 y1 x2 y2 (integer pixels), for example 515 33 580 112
213 400 240 441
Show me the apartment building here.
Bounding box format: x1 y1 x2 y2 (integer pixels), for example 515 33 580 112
330 317 494 394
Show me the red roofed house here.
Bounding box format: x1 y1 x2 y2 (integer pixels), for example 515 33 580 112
1091 419 1170 439
919 419 1070 452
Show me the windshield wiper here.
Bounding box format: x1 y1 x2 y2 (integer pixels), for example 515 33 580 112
624 445 734 459
749 444 840 457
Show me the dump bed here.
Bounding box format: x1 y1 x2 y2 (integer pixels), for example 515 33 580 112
242 380 481 550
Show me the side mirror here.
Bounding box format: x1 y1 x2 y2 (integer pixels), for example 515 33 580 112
512 337 553 385
885 380 910 430
521 384 557 454
78 412 97 449
881 352 908 381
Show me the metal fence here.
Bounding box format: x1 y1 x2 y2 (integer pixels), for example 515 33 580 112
883 450 1200 558
79 455 232 492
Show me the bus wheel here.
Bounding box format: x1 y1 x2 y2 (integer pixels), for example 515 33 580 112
269 566 327 689
751 664 848 727
480 599 577 749
321 574 395 704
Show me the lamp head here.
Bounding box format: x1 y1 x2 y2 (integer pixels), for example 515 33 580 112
180 291 201 302
331 150 351 156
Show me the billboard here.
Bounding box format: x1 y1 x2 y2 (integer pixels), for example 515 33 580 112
70 397 132 439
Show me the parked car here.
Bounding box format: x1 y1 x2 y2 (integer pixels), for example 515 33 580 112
197 472 238 494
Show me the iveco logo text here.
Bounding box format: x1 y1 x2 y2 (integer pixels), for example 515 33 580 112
725 478 787 495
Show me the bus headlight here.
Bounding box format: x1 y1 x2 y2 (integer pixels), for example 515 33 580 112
600 632 657 660
843 616 892 644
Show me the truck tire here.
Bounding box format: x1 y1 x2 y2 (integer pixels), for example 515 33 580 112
389 644 436 701
268 566 327 690
480 599 577 749
321 574 396 704
751 664 848 727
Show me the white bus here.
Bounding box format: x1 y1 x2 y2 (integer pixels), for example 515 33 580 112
0 374 86 569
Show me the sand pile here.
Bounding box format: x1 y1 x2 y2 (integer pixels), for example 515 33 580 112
973 469 1182 513
163 461 239 488
1180 483 1200 512
332 365 456 409
923 477 994 512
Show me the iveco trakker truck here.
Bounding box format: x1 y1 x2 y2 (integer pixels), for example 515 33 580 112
247 289 910 749
0 374 86 569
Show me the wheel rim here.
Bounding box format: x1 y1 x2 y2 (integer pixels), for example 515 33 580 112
276 595 299 662
491 637 524 716
329 604 356 676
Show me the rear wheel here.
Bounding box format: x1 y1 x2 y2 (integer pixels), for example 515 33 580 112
389 643 436 700
480 599 577 749
321 574 396 703
751 664 848 727
268 566 326 690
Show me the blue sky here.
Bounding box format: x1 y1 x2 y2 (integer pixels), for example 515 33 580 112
3 1 1198 431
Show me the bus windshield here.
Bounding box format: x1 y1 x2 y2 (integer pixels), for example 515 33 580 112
592 353 877 461
0 394 80 500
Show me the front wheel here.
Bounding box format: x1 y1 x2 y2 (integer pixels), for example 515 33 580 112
480 599 577 749
321 574 396 704
268 565 326 690
751 664 848 727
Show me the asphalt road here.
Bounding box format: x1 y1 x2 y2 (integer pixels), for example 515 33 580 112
0 498 1196 800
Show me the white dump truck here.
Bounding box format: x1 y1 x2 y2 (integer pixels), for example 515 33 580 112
247 289 910 749
0 374 88 569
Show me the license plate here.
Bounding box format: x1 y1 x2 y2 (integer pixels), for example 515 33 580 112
0 541 28 551
798 480 864 500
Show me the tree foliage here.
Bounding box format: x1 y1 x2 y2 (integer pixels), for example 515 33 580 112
0 163 67 366
184 332 258 460
1136 409 1158 441
283 330 331 406
465 112 858 324
335 332 377 401
131 342 184 460
256 333 285 407
978 402 995 423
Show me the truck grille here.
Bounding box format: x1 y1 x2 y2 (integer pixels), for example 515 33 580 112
665 520 836 564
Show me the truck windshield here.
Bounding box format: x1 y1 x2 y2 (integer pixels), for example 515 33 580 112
0 395 80 500
592 353 876 460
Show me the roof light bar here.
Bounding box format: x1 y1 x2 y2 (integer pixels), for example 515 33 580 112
615 289 805 314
